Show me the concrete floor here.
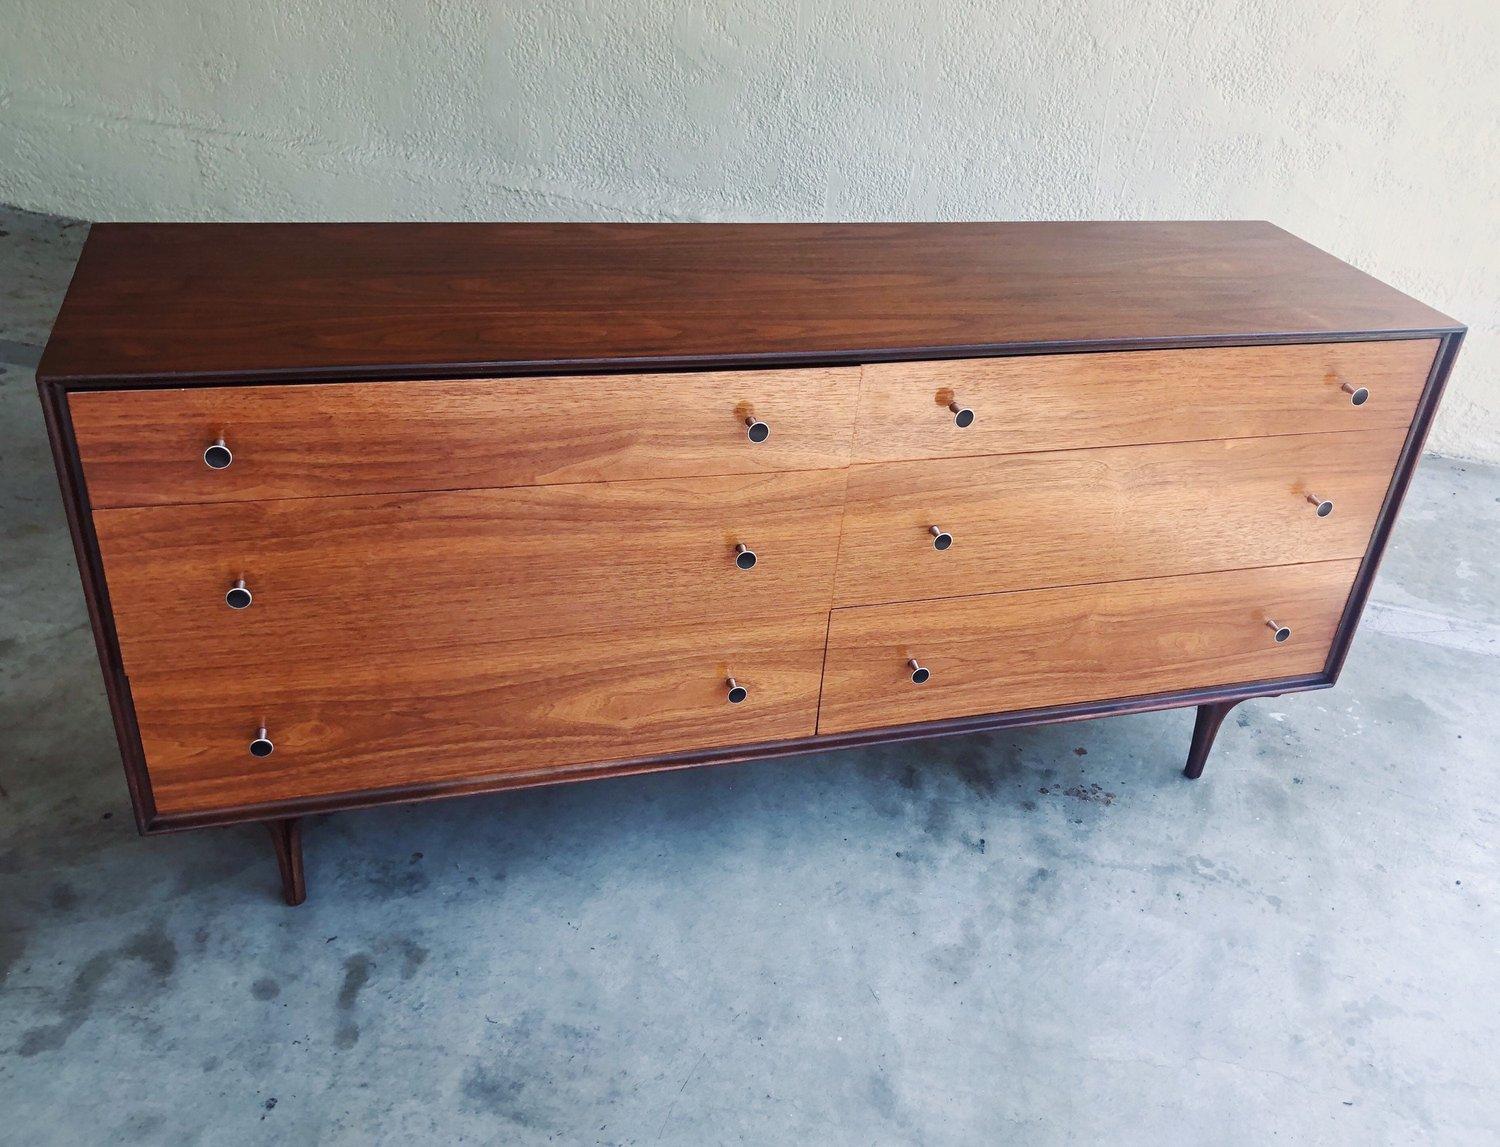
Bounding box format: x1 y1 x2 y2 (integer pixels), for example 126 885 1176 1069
0 204 1496 1145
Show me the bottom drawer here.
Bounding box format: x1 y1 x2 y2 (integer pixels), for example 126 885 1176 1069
817 561 1360 735
136 613 830 816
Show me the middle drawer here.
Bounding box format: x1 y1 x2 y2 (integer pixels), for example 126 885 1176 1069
94 469 846 674
834 427 1406 606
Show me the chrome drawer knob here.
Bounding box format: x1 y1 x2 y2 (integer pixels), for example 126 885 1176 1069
744 416 770 443
203 438 233 469
1341 381 1370 406
929 525 953 551
1306 493 1334 517
726 677 748 704
1265 619 1292 643
907 658 930 684
734 543 757 570
225 578 253 609
948 400 975 428
249 726 275 757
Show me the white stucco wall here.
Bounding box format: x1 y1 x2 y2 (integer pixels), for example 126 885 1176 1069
2 1 1496 458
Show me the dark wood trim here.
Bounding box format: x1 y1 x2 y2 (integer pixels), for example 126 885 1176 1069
1322 330 1464 682
39 329 1458 841
38 326 1462 391
1182 700 1242 780
144 672 1331 834
36 374 158 832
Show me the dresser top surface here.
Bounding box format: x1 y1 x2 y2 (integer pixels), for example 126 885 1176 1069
40 221 1461 385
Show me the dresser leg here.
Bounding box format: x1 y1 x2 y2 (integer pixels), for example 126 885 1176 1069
1182 701 1240 780
265 818 307 906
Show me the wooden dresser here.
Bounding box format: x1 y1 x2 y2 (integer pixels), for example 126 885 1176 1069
37 222 1463 905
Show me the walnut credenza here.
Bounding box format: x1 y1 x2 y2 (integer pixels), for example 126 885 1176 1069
37 222 1464 904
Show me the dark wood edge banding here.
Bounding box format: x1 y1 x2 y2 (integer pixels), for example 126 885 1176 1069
1322 329 1464 681
37 374 159 831
38 327 1463 391
38 328 1463 839
144 672 1331 833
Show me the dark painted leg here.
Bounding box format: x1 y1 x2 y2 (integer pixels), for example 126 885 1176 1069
1182 700 1241 780
265 818 307 906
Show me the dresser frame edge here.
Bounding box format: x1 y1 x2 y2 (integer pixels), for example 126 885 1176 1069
1323 328 1465 681
37 371 158 833
38 326 1465 389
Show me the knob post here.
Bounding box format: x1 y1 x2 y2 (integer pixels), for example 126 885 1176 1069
249 726 275 757
907 658 930 684
225 578 253 609
1265 619 1292 643
928 525 953 551
1340 381 1370 406
744 416 770 443
726 677 748 704
734 543 757 570
947 400 975 428
1306 493 1334 517
203 438 233 469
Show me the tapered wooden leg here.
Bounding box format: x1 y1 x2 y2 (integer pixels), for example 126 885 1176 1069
265 818 307 906
1182 701 1241 780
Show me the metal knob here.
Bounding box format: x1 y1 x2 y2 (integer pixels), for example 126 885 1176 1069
203 438 233 469
907 658 930 684
249 726 274 757
947 400 975 428
726 677 748 704
1340 381 1370 406
1265 619 1292 643
1306 493 1334 517
928 525 953 551
734 543 757 570
744 416 770 443
225 578 253 609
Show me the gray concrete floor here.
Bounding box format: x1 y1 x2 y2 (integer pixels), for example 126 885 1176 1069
1 203 1496 1145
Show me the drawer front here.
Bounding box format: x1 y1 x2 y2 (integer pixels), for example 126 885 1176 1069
133 613 829 815
95 470 846 674
818 561 1359 735
70 367 860 508
853 340 1435 463
834 428 1404 606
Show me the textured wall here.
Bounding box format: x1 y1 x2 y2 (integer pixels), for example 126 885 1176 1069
2 0 1496 458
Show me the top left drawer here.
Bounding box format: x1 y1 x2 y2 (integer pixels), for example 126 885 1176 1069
68 367 861 508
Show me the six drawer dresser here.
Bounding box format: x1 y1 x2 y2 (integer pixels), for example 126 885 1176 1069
37 222 1464 905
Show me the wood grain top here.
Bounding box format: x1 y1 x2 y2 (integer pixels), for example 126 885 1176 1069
40 222 1460 385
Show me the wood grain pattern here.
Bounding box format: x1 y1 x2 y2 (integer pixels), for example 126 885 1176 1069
833 429 1407 606
133 612 831 815
818 560 1361 734
69 367 860 508
93 470 846 675
40 222 1460 385
854 340 1436 463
